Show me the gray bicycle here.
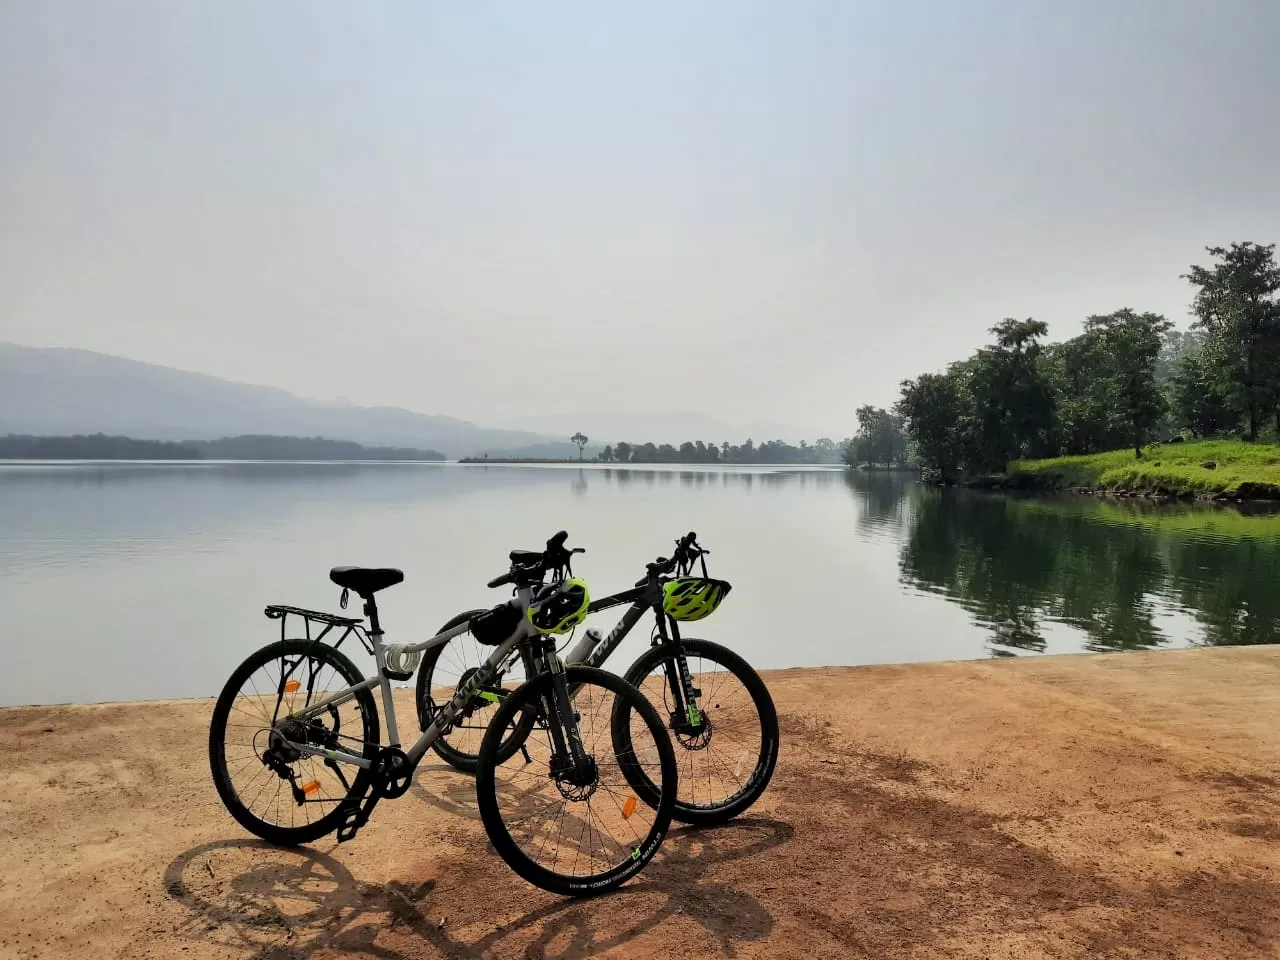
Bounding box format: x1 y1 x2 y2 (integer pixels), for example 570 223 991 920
207 562 677 897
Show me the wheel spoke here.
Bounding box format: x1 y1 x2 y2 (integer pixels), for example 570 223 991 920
212 642 377 841
479 670 674 891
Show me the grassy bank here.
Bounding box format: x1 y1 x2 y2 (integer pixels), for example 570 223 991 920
1000 440 1280 499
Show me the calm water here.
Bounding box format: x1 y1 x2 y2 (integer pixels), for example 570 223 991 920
1 462 1275 706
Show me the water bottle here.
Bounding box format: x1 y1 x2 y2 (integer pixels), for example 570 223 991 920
564 627 602 666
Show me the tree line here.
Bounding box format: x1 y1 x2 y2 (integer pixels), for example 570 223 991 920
842 405 909 469
0 434 446 461
895 241 1280 482
596 437 845 464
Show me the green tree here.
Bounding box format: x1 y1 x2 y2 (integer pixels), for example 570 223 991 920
1043 333 1116 455
599 445 614 462
614 441 632 463
1184 242 1280 441
1170 344 1240 437
1083 309 1172 457
570 432 589 460
846 405 907 467
968 318 1056 470
897 370 969 483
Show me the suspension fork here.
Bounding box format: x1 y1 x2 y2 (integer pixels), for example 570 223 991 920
653 612 703 729
532 640 590 769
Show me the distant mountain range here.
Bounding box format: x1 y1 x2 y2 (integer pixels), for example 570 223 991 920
1 343 836 457
0 343 559 459
0 433 447 461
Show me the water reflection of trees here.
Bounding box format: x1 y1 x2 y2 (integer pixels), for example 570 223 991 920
1167 537 1280 646
589 467 843 491
843 469 912 534
899 491 1280 655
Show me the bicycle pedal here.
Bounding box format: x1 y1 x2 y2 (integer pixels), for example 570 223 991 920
335 781 383 843
335 806 364 843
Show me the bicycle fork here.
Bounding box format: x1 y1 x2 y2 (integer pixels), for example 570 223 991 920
532 640 594 783
656 620 704 733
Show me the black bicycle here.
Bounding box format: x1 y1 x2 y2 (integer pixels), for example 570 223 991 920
416 531 779 827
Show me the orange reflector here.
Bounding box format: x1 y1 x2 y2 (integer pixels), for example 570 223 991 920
622 795 638 819
302 780 321 796
284 680 301 693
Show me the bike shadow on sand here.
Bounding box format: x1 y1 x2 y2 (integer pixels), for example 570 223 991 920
164 816 793 960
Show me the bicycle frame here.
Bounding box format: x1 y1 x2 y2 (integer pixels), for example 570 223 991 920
278 586 544 770
567 581 702 723
573 587 660 668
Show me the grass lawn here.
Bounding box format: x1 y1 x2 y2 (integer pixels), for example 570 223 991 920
1006 440 1280 498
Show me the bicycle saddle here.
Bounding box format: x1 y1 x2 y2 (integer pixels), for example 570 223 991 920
329 566 404 597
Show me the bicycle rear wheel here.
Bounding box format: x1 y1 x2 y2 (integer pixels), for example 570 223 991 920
475 667 677 897
619 638 778 827
209 639 380 846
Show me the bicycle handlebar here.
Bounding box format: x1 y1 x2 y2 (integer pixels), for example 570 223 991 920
488 531 585 588
640 532 711 583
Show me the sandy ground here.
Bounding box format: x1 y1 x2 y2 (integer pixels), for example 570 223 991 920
2 647 1278 960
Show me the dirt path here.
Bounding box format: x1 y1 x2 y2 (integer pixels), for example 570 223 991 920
2 647 1278 959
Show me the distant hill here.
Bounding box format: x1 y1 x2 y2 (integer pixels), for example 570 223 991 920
0 433 445 461
193 436 444 461
0 434 202 460
0 343 550 458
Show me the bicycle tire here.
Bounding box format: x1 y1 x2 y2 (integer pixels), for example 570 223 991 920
209 638 380 846
475 666 677 897
618 638 778 827
415 609 536 772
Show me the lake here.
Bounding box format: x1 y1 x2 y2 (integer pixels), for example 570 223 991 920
1 462 1275 706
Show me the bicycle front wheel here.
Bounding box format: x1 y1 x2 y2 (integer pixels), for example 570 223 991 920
620 638 778 827
475 667 677 897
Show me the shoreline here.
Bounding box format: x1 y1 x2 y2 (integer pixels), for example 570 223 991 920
0 645 1248 712
4 647 1278 958
966 473 1280 503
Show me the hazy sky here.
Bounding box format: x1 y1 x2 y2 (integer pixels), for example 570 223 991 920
3 1 1279 437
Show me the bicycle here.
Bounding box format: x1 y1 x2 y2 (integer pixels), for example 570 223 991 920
207 560 678 898
416 531 779 827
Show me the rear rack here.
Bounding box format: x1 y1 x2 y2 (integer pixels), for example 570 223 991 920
263 604 371 654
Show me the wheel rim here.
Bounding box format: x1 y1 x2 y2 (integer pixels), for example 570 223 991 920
636 651 765 812
217 651 372 832
486 678 666 883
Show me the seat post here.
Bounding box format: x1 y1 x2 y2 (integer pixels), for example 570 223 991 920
363 596 383 636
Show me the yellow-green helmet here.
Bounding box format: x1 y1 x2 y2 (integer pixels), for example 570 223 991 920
529 578 590 634
662 577 731 622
